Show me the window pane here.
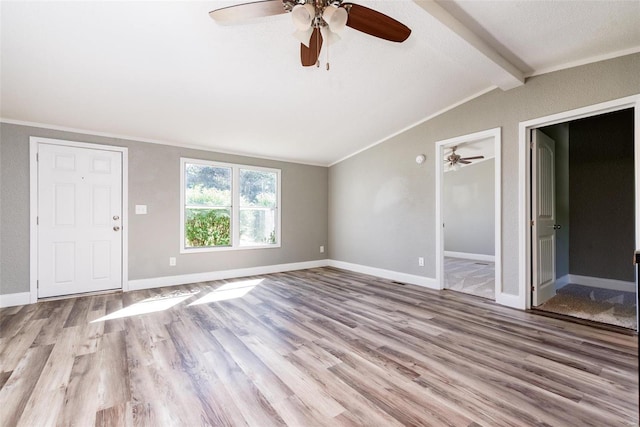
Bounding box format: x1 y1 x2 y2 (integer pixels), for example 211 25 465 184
239 208 276 246
239 169 276 208
184 208 231 248
185 164 231 207
181 159 279 251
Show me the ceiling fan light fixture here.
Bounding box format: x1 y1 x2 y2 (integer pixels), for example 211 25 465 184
320 26 341 46
293 28 314 47
322 5 348 33
291 4 315 30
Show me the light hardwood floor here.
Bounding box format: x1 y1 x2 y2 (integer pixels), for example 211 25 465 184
0 267 637 426
444 257 495 300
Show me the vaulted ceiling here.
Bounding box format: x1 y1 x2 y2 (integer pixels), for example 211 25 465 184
2 1 639 166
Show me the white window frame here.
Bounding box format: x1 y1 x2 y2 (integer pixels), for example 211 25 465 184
180 158 281 253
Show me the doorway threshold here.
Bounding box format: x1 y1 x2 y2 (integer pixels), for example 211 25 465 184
38 288 122 303
528 308 637 336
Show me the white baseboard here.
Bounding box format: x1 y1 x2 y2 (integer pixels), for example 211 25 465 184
566 274 636 293
128 260 329 291
555 274 570 289
328 260 529 310
4 260 537 314
444 251 495 263
0 292 31 308
327 260 438 289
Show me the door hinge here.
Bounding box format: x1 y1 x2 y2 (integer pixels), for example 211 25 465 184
530 141 534 149
36 152 39 161
37 216 39 225
532 285 536 291
530 220 535 226
37 280 39 288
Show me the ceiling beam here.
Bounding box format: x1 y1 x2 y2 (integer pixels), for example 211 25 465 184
413 0 525 90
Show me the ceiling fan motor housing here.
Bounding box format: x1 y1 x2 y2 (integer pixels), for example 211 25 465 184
288 0 347 28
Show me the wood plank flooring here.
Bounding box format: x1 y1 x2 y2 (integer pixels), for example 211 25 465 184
0 267 637 426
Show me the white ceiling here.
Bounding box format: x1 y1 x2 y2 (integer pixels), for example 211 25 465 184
2 1 639 166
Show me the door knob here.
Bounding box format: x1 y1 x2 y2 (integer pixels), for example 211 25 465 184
553 224 561 230
113 226 121 231
113 215 120 221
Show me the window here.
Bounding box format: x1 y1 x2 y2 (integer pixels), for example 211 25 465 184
180 158 280 252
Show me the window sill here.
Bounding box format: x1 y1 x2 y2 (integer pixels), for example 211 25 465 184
180 243 281 254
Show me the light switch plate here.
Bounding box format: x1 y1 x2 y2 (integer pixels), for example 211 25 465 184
135 205 147 215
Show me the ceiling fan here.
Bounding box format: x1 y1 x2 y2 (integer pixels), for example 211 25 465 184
445 146 484 170
209 0 411 68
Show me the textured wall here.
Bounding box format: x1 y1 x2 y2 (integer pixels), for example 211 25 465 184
0 124 328 295
569 109 635 281
329 53 640 296
443 159 495 256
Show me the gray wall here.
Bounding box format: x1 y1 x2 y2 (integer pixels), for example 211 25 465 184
329 53 640 295
541 124 570 280
443 159 495 256
2 54 639 299
568 109 635 282
0 124 328 295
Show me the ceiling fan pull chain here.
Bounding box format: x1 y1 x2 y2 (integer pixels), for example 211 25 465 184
326 38 330 70
316 27 320 67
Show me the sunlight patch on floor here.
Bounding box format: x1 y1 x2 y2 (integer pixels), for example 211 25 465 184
92 293 194 323
189 279 262 305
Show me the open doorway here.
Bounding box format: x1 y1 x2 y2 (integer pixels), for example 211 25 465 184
435 128 501 301
530 109 636 329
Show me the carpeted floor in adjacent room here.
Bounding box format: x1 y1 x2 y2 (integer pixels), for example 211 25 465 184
537 283 637 330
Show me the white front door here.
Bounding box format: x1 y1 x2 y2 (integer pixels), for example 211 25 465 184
37 143 123 298
532 129 557 306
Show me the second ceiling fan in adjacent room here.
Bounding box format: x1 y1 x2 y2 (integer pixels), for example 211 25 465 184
445 146 485 171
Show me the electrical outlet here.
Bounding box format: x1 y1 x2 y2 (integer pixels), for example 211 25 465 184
320 245 325 253
169 257 176 266
418 257 424 267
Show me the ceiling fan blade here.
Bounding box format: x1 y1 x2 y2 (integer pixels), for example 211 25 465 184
209 0 286 25
460 156 485 160
344 3 411 42
301 28 323 67
458 160 471 164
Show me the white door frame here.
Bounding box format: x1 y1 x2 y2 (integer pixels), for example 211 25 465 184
29 137 129 303
435 127 502 300
518 95 640 311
